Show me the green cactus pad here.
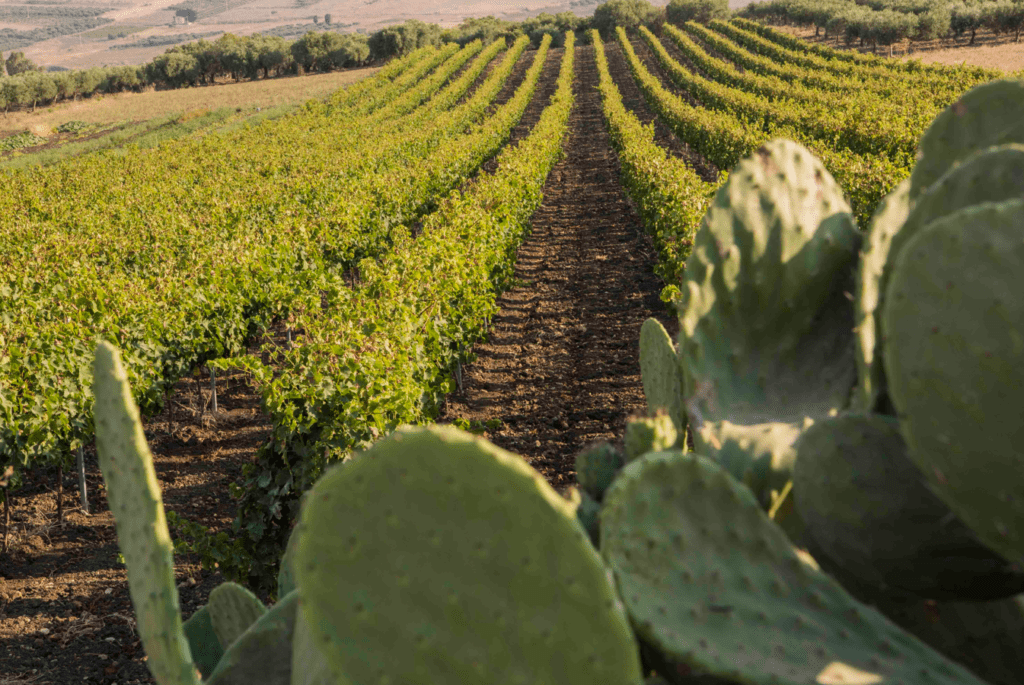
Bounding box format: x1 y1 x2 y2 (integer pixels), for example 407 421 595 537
793 414 1024 600
695 420 802 508
575 442 626 501
884 199 1024 567
600 450 990 685
93 342 199 685
278 524 301 600
290 610 343 685
679 140 860 491
205 591 298 685
878 595 1024 685
625 414 678 461
910 79 1024 200
639 318 686 434
895 146 1024 280
294 425 643 685
574 487 602 547
854 177 911 413
182 606 224 679
208 582 269 651
860 146 1024 415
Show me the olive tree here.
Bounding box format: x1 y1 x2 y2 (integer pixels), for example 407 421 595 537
667 0 731 26
591 0 664 36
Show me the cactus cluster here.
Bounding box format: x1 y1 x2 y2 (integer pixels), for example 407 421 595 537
96 77 1023 685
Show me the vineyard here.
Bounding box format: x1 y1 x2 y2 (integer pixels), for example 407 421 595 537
1 13 1023 685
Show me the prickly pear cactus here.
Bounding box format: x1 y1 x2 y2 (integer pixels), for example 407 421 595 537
625 414 678 461
895 146 1024 278
277 524 301 600
290 610 337 685
575 442 625 501
600 450 991 685
294 425 643 685
884 199 1024 567
678 140 861 499
205 591 298 685
207 582 268 651
696 420 803 509
182 607 223 680
793 414 1024 600
853 177 911 413
92 341 200 685
639 318 685 434
859 146 1024 413
875 594 1024 685
910 79 1024 200
573 487 602 546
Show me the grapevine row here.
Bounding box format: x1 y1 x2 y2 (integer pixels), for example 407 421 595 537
644 25 918 162
717 18 993 92
617 28 906 226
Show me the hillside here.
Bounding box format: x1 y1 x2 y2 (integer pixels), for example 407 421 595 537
2 0 671 68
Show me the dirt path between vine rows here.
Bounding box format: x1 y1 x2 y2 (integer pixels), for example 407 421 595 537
439 44 677 491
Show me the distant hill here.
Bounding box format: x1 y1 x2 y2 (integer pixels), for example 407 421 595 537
4 0 679 70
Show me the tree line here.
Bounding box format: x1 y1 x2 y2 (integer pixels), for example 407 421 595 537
744 0 1024 51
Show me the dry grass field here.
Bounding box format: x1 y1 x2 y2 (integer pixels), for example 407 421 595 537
0 66 375 137
777 24 1024 71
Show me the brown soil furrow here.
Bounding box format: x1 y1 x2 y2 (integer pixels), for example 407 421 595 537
441 44 675 491
0 340 277 684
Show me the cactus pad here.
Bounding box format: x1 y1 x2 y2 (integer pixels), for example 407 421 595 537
277 524 301 600
290 608 344 685
639 318 686 434
678 140 860 488
574 487 602 547
793 414 1024 600
208 582 269 651
575 442 625 501
625 414 678 461
294 425 643 685
600 450 990 685
884 199 1024 567
182 606 224 679
910 79 1024 199
854 177 911 413
695 420 802 508
93 341 199 685
205 591 298 685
